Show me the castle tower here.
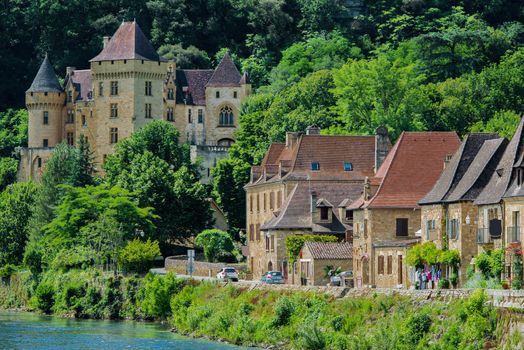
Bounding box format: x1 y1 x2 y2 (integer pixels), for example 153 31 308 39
89 21 167 165
26 55 65 148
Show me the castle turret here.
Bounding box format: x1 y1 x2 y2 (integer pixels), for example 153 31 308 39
26 55 65 148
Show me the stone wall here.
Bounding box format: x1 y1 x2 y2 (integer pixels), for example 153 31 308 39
165 256 246 277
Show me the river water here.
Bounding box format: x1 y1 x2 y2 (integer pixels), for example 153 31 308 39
0 311 260 350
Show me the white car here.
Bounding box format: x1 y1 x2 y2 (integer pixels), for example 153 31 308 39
216 267 239 282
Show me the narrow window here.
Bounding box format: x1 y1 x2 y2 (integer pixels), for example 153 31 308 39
43 139 48 147
219 106 234 126
37 157 42 168
263 193 267 211
378 255 384 275
66 132 74 146
82 115 86 126
249 224 254 241
311 161 320 171
68 90 73 103
43 111 49 125
167 88 174 100
344 162 353 171
110 81 118 96
145 103 152 118
198 109 204 123
256 224 260 241
269 192 275 210
67 110 74 124
216 91 220 99
345 209 353 221
110 103 118 118
387 255 393 274
320 207 329 220
99 82 104 96
188 109 192 123
145 81 152 96
167 107 174 121
110 127 118 144
396 218 409 236
233 91 238 98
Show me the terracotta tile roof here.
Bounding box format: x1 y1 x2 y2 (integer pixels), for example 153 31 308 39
303 241 353 260
419 133 501 205
27 55 63 93
206 53 242 87
71 70 92 101
261 143 285 166
365 132 461 209
90 22 164 62
445 138 507 202
175 69 214 105
476 115 524 204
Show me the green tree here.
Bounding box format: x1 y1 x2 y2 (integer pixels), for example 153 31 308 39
119 238 161 273
194 229 235 262
470 110 521 139
0 157 18 191
0 109 28 157
73 134 96 187
0 182 37 265
157 44 211 68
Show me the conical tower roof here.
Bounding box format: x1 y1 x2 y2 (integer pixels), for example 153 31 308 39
90 21 165 62
27 55 63 93
206 52 241 87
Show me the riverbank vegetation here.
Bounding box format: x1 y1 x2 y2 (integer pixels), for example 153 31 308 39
1 271 521 350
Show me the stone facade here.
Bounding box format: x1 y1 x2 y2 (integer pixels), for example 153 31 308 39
19 21 251 182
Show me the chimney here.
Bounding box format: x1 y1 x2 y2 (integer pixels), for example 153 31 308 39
306 125 321 135
66 67 76 76
375 126 389 171
443 154 453 169
286 132 299 148
103 36 111 48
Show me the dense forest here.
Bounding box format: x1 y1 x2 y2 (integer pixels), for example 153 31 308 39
1 0 524 271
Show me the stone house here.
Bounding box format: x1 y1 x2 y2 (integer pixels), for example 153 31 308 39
245 126 390 282
419 133 508 286
351 132 461 289
19 21 251 183
299 241 353 286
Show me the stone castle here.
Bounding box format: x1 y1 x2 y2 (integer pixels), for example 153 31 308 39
19 21 251 182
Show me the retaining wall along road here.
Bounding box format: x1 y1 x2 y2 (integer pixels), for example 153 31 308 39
165 256 247 277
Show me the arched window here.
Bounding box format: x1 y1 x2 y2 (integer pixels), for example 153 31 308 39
217 138 234 147
219 106 234 126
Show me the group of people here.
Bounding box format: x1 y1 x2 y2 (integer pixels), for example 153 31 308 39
414 265 442 289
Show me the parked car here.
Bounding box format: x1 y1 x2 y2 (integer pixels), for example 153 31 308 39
216 267 239 282
260 271 284 284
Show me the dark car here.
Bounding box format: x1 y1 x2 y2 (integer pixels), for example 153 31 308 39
260 271 284 284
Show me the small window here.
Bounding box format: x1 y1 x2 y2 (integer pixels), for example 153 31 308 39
145 81 152 96
99 82 104 96
110 127 118 144
145 103 152 118
43 139 48 147
43 111 49 125
68 90 73 103
344 162 353 171
110 81 118 96
320 207 329 220
396 218 409 236
345 209 353 221
233 91 238 98
198 109 203 123
378 255 385 275
188 109 193 123
82 115 86 126
311 162 320 171
67 110 74 124
37 157 42 168
216 91 220 99
167 107 174 121
167 88 174 100
110 103 118 118
66 132 74 146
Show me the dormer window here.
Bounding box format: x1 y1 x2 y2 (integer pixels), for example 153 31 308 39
68 91 73 103
344 162 353 171
320 207 329 220
311 162 320 171
345 209 353 221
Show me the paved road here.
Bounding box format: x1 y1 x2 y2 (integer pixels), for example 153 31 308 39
149 268 256 283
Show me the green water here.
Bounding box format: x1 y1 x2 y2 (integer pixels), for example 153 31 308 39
0 311 260 350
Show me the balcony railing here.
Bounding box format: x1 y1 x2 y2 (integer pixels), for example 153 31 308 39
507 226 521 243
477 228 492 244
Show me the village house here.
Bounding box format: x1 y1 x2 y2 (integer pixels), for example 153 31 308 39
298 241 353 286
419 133 508 286
351 132 461 289
245 126 391 282
19 21 251 183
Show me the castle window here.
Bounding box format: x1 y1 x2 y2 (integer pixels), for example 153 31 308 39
145 81 152 96
311 161 320 171
218 106 234 126
43 111 48 125
66 132 74 146
66 110 74 124
37 157 42 168
216 91 220 99
110 81 118 96
344 162 353 171
167 107 174 121
68 90 73 103
110 103 118 118
387 255 393 275
167 88 174 100
82 115 86 126
99 82 103 96
145 103 152 118
198 109 203 123
110 128 118 144
378 255 384 275
43 139 48 147
188 109 192 123
234 91 237 98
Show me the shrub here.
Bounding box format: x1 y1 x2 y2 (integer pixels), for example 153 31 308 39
404 313 432 343
271 295 295 327
295 318 327 350
34 282 55 314
119 238 161 273
194 229 235 263
0 264 16 279
438 278 450 289
139 272 184 319
50 246 96 272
